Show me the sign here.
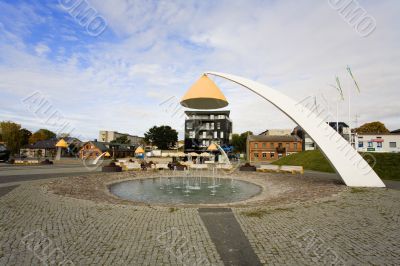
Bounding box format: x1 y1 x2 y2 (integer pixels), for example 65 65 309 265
371 139 384 142
367 148 375 151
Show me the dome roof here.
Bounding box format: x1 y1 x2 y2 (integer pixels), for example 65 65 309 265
180 75 228 109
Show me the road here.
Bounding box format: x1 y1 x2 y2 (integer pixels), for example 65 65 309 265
0 161 102 196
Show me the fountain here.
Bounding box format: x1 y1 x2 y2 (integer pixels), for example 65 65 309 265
109 166 261 205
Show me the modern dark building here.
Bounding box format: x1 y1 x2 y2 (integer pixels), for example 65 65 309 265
184 110 232 152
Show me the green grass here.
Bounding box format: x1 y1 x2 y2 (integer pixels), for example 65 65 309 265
272 150 400 181
241 207 294 218
350 187 368 193
272 150 335 173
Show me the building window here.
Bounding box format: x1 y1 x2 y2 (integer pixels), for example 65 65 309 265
202 132 206 138
368 142 373 148
220 132 224 138
294 143 297 150
254 153 259 158
189 131 195 138
214 131 218 138
254 143 258 148
286 143 290 149
262 143 266 148
217 122 221 129
210 114 214 119
211 123 214 130
262 152 267 158
270 143 274 148
377 142 382 148
389 142 397 148
358 141 364 148
270 152 275 158
186 122 193 129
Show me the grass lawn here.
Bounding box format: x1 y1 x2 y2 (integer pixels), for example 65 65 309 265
272 150 400 181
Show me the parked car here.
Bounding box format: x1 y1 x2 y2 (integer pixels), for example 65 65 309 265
0 144 11 162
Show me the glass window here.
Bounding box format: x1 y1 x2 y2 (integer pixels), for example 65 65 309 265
202 132 206 138
217 122 221 129
270 152 274 158
254 143 258 148
262 143 266 148
262 152 267 158
377 142 382 148
270 143 274 148
389 142 397 148
186 122 193 129
189 131 195 138
294 143 297 150
368 142 373 148
214 131 218 138
254 153 259 158
220 132 224 138
358 141 364 148
286 143 290 149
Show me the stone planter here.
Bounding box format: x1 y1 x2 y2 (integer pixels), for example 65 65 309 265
239 163 256 171
102 163 122 172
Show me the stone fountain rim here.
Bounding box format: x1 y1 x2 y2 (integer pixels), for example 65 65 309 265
104 174 270 208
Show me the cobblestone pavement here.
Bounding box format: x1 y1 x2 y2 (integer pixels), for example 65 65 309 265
0 173 399 265
0 183 222 265
234 188 400 265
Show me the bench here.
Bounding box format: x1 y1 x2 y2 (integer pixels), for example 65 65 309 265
256 165 280 173
190 164 208 169
124 162 141 171
280 165 304 174
155 163 169 170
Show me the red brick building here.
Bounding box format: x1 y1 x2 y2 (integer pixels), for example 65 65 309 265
246 135 302 162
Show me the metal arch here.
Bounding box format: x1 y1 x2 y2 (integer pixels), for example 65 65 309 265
205 71 385 187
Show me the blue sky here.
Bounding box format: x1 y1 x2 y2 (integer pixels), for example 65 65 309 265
0 0 399 140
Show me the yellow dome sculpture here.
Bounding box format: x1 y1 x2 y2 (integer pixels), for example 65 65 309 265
135 146 145 154
104 152 111 157
207 143 218 151
55 139 68 148
180 74 228 109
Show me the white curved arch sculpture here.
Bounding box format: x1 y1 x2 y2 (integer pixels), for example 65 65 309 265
205 72 385 187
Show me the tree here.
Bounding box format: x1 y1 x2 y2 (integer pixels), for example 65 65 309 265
231 131 253 153
144 125 178 150
356 122 390 134
29 129 56 144
0 121 21 154
110 135 131 144
19 128 32 147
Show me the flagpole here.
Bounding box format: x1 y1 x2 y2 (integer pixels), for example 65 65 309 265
348 87 352 147
336 101 339 133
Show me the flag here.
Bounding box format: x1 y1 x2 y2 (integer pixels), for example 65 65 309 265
346 65 360 92
330 76 344 100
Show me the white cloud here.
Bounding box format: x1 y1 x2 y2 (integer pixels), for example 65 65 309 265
34 43 51 56
1 0 400 140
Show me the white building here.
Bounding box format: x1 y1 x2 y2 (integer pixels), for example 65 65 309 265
356 133 400 153
99 131 143 146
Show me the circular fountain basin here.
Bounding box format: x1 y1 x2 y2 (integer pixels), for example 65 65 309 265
109 177 262 205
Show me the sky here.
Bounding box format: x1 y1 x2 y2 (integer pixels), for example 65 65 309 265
0 0 399 141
